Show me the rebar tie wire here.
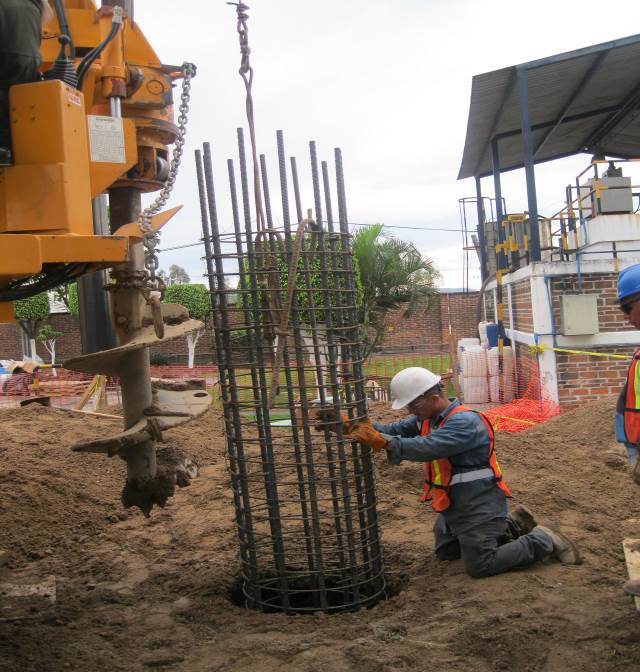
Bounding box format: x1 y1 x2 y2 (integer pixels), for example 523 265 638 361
229 2 309 407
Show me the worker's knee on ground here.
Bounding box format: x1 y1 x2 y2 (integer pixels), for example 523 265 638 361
435 540 461 561
464 558 497 578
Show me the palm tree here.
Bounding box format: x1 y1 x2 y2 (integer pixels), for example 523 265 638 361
352 224 440 359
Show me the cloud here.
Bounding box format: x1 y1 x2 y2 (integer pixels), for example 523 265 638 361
132 1 639 290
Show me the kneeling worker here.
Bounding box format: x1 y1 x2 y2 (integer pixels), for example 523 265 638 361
343 367 581 578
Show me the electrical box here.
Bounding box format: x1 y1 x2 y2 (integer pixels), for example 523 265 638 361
559 294 599 336
579 177 633 219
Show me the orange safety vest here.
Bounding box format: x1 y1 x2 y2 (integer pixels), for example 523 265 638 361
419 404 512 512
623 350 640 444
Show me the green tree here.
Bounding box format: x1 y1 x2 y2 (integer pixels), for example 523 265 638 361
68 282 79 316
37 324 64 372
14 292 50 360
240 233 362 326
352 224 440 358
167 264 190 286
163 284 211 368
53 282 79 316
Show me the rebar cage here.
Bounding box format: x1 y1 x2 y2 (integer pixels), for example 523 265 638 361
195 131 385 614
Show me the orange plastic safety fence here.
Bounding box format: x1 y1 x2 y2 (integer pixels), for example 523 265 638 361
484 355 560 433
0 365 220 409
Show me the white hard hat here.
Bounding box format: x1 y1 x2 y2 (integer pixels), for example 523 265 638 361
389 367 441 410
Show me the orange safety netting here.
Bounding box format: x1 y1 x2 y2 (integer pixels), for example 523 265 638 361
483 354 560 433
0 365 219 409
484 398 560 433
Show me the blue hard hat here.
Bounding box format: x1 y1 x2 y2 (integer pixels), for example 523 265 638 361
617 263 640 303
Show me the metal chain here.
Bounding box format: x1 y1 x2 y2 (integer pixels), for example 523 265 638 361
138 61 197 290
228 2 266 235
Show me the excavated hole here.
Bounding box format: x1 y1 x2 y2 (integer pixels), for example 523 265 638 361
228 570 407 615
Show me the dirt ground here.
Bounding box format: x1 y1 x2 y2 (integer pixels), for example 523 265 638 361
1 397 640 672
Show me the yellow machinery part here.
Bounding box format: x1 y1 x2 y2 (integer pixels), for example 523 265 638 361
0 79 137 230
0 233 127 281
1 80 92 234
0 235 42 277
41 2 181 193
0 302 16 324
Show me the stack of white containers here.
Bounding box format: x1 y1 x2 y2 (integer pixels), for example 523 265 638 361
458 341 489 403
478 321 490 349
487 346 515 403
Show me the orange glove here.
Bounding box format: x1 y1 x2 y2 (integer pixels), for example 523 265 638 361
312 407 355 435
344 422 388 450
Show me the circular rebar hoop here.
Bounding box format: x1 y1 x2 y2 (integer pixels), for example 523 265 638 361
197 135 385 614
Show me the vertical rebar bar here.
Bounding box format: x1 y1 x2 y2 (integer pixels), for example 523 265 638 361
200 144 261 606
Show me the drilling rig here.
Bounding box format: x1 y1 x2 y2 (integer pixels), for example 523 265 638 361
0 0 209 514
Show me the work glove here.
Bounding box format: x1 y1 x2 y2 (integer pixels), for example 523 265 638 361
344 422 389 451
312 407 357 435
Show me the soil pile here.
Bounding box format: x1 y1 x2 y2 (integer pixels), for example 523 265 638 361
1 397 640 671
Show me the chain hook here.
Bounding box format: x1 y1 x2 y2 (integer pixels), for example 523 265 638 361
135 61 196 323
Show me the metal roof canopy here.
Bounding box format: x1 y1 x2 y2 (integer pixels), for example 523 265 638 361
459 34 640 180
458 33 640 265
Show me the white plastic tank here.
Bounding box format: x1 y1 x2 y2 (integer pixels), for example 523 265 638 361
487 346 515 377
489 372 515 403
457 337 480 358
478 321 490 344
459 346 488 378
461 375 489 404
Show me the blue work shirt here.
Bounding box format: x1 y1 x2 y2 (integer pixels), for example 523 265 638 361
374 398 508 534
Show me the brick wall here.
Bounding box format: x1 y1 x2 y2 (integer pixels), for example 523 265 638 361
0 322 24 360
556 345 631 408
383 291 480 350
514 342 541 398
510 279 533 332
0 314 84 364
148 328 216 363
549 272 631 334
0 291 490 364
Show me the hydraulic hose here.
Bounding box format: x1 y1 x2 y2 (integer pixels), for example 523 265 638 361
76 21 121 90
52 0 75 59
43 0 78 86
0 264 88 302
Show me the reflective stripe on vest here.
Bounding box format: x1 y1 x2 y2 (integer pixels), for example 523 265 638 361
624 351 640 444
419 404 512 512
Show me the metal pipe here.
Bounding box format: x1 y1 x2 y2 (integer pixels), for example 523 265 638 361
109 96 122 117
474 177 487 282
516 67 541 262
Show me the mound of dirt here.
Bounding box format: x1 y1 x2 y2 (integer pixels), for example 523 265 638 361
1 398 640 672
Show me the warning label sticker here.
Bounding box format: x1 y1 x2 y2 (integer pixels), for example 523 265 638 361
87 115 126 164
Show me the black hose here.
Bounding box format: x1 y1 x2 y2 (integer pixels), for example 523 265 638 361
0 264 88 302
52 0 75 59
76 22 121 90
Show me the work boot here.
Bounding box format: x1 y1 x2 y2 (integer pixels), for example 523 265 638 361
537 525 582 564
510 504 537 535
623 579 640 597
0 147 12 166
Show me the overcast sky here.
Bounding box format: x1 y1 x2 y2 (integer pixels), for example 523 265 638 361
133 1 640 289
